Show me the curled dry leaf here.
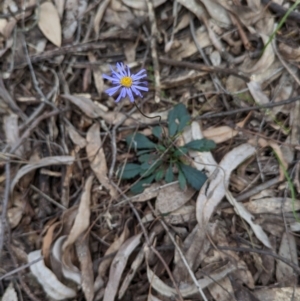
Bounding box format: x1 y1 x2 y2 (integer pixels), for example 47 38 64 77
86 123 117 199
63 175 93 250
52 235 81 285
28 250 76 300
240 34 274 76
38 2 61 47
103 233 142 301
88 52 104 95
10 156 75 193
42 221 61 267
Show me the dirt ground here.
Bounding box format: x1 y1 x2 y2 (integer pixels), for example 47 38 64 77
1 0 300 300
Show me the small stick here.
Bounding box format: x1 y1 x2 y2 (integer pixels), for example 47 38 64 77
146 0 161 103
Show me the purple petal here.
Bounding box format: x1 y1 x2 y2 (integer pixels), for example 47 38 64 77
131 85 142 97
132 84 148 92
126 88 135 102
115 92 123 103
116 63 126 76
103 74 120 83
105 85 121 96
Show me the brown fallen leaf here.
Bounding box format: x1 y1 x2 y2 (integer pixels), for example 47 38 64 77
38 2 61 47
63 175 93 250
76 234 94 301
276 232 298 285
94 220 130 291
86 123 117 199
103 233 142 301
10 156 75 193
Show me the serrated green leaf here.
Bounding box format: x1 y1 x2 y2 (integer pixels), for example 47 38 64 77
184 139 216 152
126 133 156 150
131 175 155 194
165 163 174 183
152 126 163 139
179 163 207 190
178 168 187 190
118 163 141 179
155 168 165 181
167 104 191 136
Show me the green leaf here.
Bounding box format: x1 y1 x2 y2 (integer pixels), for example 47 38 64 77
137 149 152 156
155 168 165 181
156 144 166 152
131 175 155 194
152 126 163 139
184 139 216 152
138 153 158 163
140 159 162 177
179 163 207 190
126 133 156 150
173 146 188 157
168 122 178 137
118 163 141 179
177 114 191 133
173 103 189 120
165 163 174 183
178 168 187 190
167 104 191 136
186 139 216 152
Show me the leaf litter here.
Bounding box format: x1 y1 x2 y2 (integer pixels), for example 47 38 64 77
1 0 300 300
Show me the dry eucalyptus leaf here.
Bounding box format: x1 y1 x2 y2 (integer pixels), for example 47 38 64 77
38 2 61 47
156 183 195 214
86 123 117 199
52 235 81 285
10 156 75 193
94 0 111 35
63 175 93 250
76 234 94 301
28 250 76 300
254 287 300 301
276 232 298 285
94 221 130 291
103 233 142 301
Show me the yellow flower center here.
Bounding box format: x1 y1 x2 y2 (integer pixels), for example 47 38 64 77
120 76 133 88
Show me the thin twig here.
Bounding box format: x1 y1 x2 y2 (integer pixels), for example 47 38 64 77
0 161 11 257
110 182 184 301
196 95 300 120
218 245 300 274
159 57 250 81
149 205 209 301
146 0 161 103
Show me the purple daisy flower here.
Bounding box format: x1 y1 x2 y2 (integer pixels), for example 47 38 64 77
102 63 148 103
